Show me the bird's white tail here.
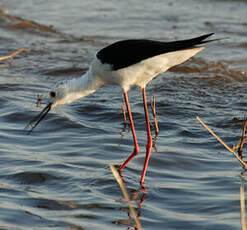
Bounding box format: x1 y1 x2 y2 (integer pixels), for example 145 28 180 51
165 46 204 69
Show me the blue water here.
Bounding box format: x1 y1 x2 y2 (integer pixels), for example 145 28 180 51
0 0 247 229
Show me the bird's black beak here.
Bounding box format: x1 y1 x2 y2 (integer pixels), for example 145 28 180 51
25 103 52 134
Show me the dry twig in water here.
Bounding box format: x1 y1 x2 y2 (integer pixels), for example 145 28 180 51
109 164 141 230
0 48 29 64
151 95 159 137
122 96 127 127
238 118 247 157
240 184 247 230
196 116 247 169
36 94 43 107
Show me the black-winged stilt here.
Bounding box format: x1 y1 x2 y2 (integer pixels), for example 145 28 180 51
26 33 215 185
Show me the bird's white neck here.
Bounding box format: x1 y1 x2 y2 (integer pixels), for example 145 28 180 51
57 69 104 106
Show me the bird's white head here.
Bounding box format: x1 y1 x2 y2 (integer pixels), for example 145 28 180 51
25 78 82 134
25 79 72 134
49 79 71 109
26 70 101 134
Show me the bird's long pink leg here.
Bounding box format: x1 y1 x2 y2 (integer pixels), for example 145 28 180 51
119 91 140 171
140 87 153 185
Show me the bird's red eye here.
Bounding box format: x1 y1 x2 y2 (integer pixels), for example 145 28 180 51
50 91 56 97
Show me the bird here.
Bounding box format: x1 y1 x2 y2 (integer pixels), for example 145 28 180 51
26 33 215 186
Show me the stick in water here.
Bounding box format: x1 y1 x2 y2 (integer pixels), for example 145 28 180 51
109 164 141 230
238 118 247 156
240 184 247 230
122 96 127 127
151 95 159 137
0 48 28 63
196 116 247 169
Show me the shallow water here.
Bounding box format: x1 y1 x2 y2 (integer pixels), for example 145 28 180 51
0 0 247 229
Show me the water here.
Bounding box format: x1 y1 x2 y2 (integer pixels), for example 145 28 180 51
0 0 247 229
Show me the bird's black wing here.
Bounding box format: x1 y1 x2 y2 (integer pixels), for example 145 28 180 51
96 33 214 70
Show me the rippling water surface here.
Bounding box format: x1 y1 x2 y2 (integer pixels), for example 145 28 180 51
0 0 247 229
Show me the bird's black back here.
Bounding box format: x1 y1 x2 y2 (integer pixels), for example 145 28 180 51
97 33 214 70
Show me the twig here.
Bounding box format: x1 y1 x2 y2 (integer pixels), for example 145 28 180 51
122 96 127 127
240 184 247 230
238 118 247 156
109 164 141 230
196 116 247 169
36 94 43 107
0 48 29 64
151 95 159 137
152 137 158 152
